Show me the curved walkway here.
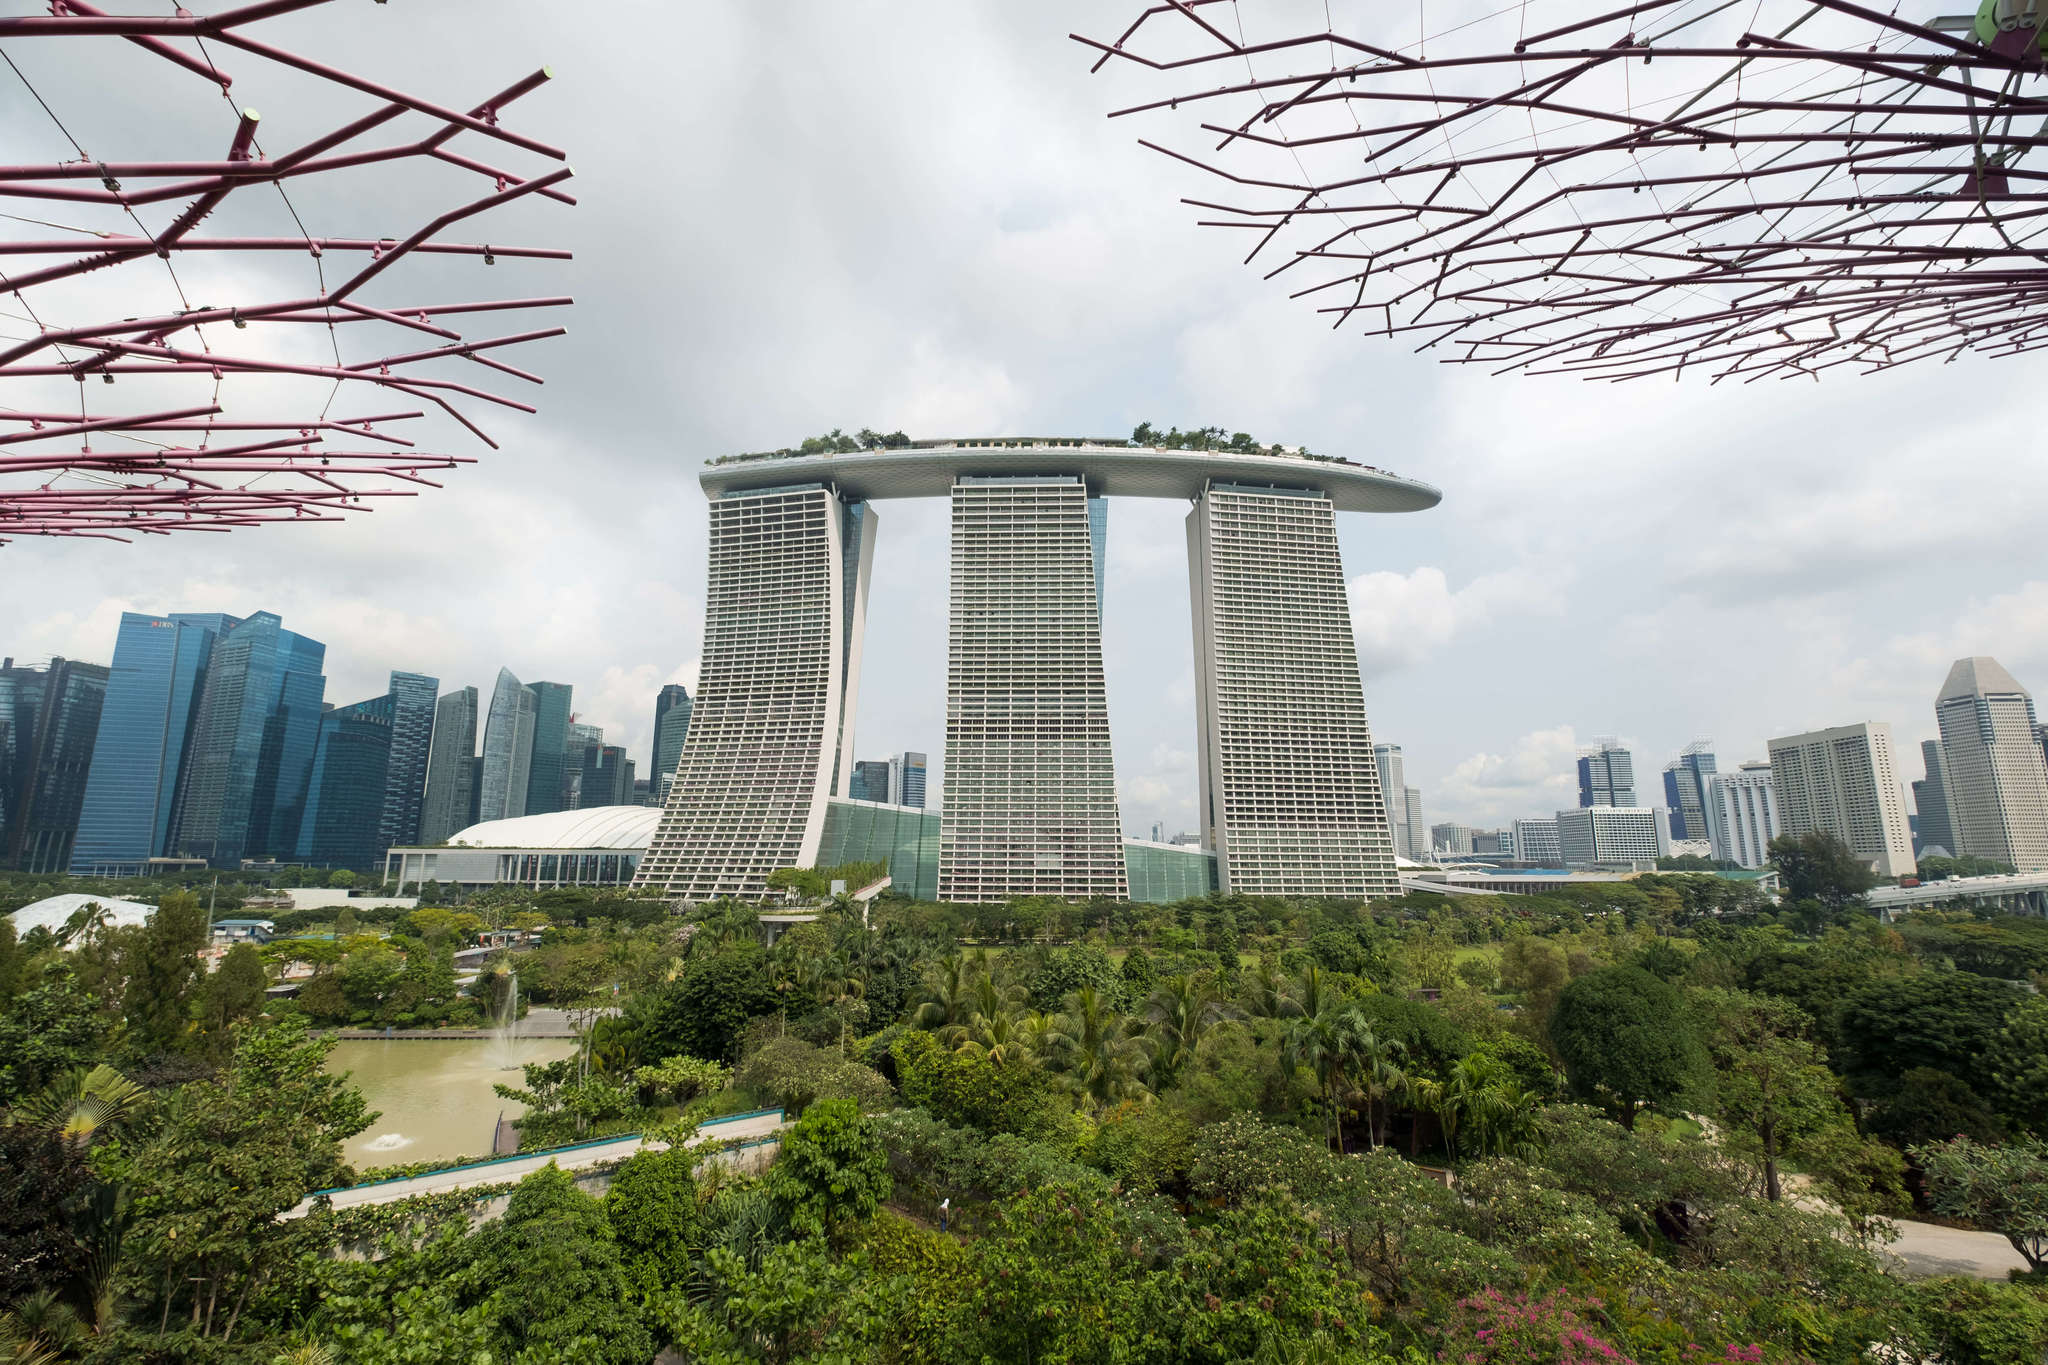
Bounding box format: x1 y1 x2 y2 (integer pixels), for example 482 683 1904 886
284 1108 786 1219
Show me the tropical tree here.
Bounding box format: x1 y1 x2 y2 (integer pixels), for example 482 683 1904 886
14 1063 150 1148
1142 973 1228 1090
1282 1003 1373 1152
1353 1029 1410 1150
1060 986 1148 1105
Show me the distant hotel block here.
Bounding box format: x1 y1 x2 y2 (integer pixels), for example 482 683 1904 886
1767 721 1915 878
635 437 1439 901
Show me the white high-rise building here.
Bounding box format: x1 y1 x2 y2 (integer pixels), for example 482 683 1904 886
1374 743 1409 857
1703 761 1778 869
636 486 876 899
939 476 1126 902
1934 656 2048 872
1511 817 1561 864
1766 721 1914 878
1556 805 1662 867
1188 483 1398 898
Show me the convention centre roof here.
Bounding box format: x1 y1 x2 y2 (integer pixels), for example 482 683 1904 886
700 438 1440 514
8 893 157 940
446 806 661 851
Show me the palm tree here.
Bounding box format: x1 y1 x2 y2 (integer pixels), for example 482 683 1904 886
1060 986 1148 1106
1352 1029 1410 1150
17 1064 151 1147
1282 1004 1372 1153
1143 974 1228 1091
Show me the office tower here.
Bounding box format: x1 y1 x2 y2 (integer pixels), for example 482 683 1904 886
562 721 603 808
1431 823 1475 856
297 693 395 870
71 612 240 874
849 758 891 803
1149 820 1165 843
1512 817 1561 864
1374 743 1409 858
652 683 692 788
1934 656 2048 871
379 671 438 850
0 657 110 874
579 743 631 808
1403 788 1424 857
1912 739 1958 857
637 486 877 898
1577 740 1636 807
1766 721 1915 877
943 476 1126 901
171 612 326 865
1704 761 1778 869
1472 829 1506 855
1556 805 1661 866
890 750 928 809
419 686 479 843
478 667 538 823
1660 741 1716 839
522 681 574 816
1187 482 1396 897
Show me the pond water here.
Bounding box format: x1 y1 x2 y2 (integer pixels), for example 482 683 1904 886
326 1037 578 1169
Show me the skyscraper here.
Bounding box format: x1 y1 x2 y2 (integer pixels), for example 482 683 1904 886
1374 743 1409 858
1660 742 1716 840
1933 656 2048 871
1556 805 1661 866
1404 788 1425 859
1766 721 1914 878
637 486 876 898
1577 741 1636 807
564 721 604 808
297 693 395 870
419 686 479 844
651 683 692 789
1912 739 1958 857
849 759 891 803
478 667 537 823
0 657 110 874
578 743 631 808
380 671 438 850
890 750 928 808
71 612 239 874
523 681 574 816
1511 817 1561 865
1188 483 1396 897
942 476 1126 902
1704 761 1778 869
170 612 326 865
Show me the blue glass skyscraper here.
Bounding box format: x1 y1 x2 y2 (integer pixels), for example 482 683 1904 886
298 693 396 870
523 681 574 815
70 611 241 874
171 612 326 865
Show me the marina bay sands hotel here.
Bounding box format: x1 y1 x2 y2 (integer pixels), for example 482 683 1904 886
633 438 1440 903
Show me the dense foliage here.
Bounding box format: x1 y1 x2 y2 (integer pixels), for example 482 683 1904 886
5 843 2048 1361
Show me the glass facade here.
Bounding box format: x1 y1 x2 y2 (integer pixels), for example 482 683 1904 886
1123 840 1221 903
848 759 891 803
652 684 692 789
419 686 479 844
523 681 574 816
297 693 395 870
0 657 110 874
478 667 537 822
816 798 944 901
891 751 928 808
71 612 241 874
171 612 327 865
380 671 439 849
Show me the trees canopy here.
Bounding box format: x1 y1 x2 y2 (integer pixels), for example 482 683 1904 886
1549 966 1707 1128
1769 832 1878 908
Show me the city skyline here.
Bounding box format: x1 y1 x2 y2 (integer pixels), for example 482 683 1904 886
2 3 2042 841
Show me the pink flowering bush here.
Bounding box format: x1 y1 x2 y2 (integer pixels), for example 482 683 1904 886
1435 1289 1633 1364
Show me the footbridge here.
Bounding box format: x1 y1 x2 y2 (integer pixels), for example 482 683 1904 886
1869 871 2048 919
283 1108 787 1219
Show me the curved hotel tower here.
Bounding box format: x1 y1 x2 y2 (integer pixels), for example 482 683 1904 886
635 439 1439 902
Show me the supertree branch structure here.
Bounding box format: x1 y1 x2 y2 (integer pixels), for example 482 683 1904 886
0 0 571 541
1079 0 2046 381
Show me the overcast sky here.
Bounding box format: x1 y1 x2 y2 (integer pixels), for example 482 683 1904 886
4 2 2041 837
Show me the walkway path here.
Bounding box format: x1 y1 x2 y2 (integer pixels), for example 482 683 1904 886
284 1108 786 1219
1884 1219 2031 1280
